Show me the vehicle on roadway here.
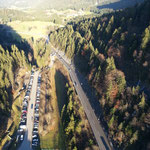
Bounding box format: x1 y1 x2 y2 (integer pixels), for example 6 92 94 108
18 128 23 132
20 118 26 123
21 113 27 119
36 101 40 104
73 81 77 86
32 138 39 142
22 105 27 109
32 134 38 138
31 104 33 109
35 108 39 111
35 103 39 107
20 135 24 141
33 128 38 133
34 124 39 128
32 141 38 147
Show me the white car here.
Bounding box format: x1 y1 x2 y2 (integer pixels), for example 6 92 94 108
18 128 23 132
20 135 24 141
32 134 38 138
32 138 39 142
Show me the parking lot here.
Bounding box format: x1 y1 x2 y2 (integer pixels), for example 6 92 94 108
16 70 34 144
32 74 41 149
17 70 41 150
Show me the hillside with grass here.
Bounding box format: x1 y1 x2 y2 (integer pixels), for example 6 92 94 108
49 0 150 149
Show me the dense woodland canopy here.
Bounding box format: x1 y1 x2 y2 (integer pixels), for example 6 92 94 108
61 83 97 149
0 0 149 149
0 25 31 142
49 0 150 149
0 45 30 141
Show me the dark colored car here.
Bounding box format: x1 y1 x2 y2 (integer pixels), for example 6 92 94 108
31 104 33 109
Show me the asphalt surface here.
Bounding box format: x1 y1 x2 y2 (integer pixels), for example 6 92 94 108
18 71 39 150
51 48 112 150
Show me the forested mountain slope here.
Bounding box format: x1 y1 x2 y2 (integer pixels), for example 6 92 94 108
0 25 31 143
49 0 150 149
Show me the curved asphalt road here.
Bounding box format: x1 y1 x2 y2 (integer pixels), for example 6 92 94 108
51 48 113 150
18 71 39 150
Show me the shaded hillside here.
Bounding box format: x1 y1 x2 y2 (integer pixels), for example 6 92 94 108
97 0 144 10
0 25 31 143
0 24 34 63
49 0 150 149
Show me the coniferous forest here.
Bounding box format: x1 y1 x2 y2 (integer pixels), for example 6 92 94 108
0 0 150 149
49 0 150 149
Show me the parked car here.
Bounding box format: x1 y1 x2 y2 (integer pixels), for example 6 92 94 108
19 122 26 129
21 113 27 119
34 122 39 126
21 118 26 123
31 104 33 109
36 93 40 97
32 142 38 147
36 98 40 101
34 108 39 111
34 113 39 117
34 110 39 113
32 138 39 142
32 133 38 138
18 128 23 132
36 101 40 104
35 103 39 107
34 124 39 128
20 134 24 141
22 108 27 112
33 128 38 133
23 101 28 107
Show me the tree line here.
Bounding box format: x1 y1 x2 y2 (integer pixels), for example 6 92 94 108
61 83 97 149
49 0 150 149
0 45 30 142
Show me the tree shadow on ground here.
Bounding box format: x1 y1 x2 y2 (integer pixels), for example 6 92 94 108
0 24 37 65
55 70 68 114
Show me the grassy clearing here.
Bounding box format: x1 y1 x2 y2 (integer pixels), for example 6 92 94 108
40 127 64 149
6 9 93 40
39 67 65 149
54 60 73 111
55 70 67 112
40 130 58 149
7 21 60 40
